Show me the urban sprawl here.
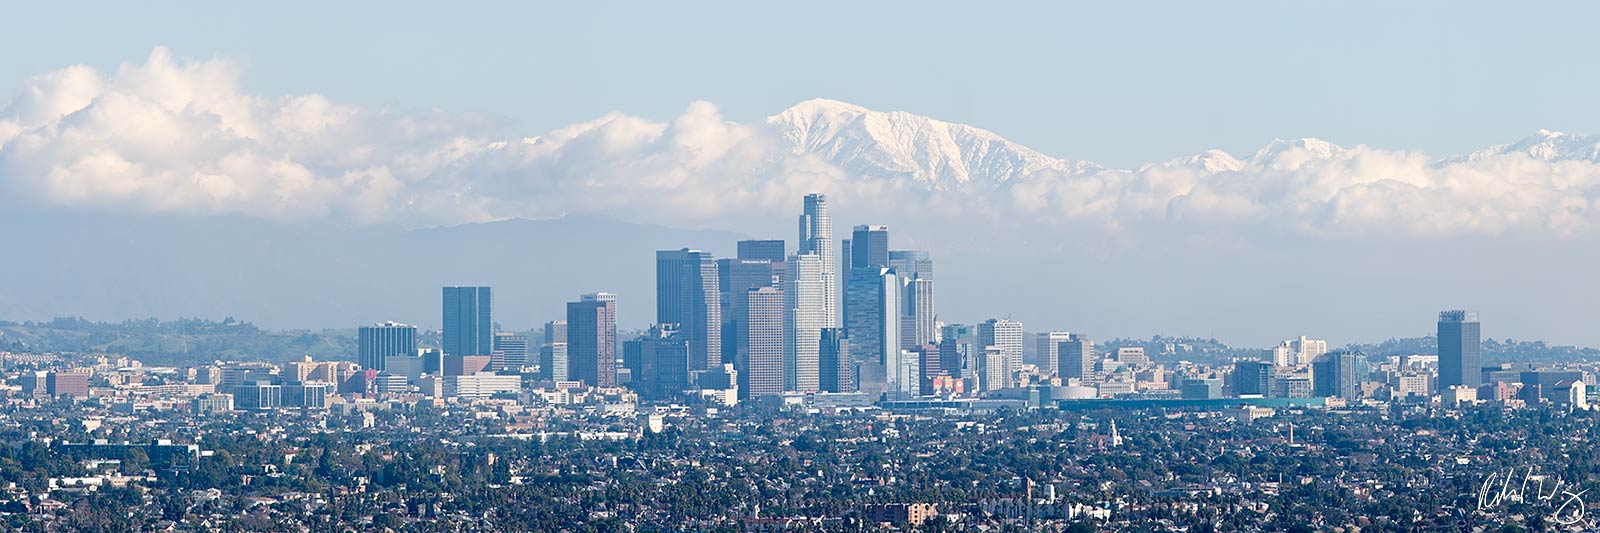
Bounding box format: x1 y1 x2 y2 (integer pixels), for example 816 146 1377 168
3 194 1598 532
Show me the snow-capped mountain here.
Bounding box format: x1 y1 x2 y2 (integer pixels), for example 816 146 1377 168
1456 129 1600 163
766 98 1101 188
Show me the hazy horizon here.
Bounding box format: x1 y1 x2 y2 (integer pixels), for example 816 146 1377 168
5 4 1600 349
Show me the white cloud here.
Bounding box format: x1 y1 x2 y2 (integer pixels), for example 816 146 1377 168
3 47 1600 239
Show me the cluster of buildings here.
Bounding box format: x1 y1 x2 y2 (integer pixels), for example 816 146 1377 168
1 195 1589 416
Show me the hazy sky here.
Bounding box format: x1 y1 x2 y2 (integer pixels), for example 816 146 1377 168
5 2 1600 347
8 1 1600 168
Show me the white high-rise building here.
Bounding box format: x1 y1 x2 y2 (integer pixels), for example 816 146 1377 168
900 277 935 350
798 194 838 329
1269 336 1328 366
1036 331 1071 377
979 318 1023 383
981 346 1008 392
784 253 826 392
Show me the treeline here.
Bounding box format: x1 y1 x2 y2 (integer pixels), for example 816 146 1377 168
0 316 356 366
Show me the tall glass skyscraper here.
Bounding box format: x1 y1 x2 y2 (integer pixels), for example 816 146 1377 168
568 292 618 387
846 267 900 395
442 286 492 357
358 321 417 371
798 194 838 329
656 249 722 372
850 225 890 271
1438 310 1481 388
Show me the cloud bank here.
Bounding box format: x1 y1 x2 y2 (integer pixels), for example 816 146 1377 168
3 47 1600 238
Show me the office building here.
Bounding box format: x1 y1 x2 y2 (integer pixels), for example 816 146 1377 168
1116 347 1149 365
737 239 786 263
1058 334 1095 383
1182 378 1224 399
979 319 1023 383
818 328 853 393
46 371 90 399
568 292 618 387
383 355 425 380
850 225 890 271
981 347 1007 392
740 286 786 400
657 249 722 371
1312 350 1365 399
442 286 493 356
358 321 417 371
282 382 329 408
1269 336 1328 366
720 257 779 365
1035 331 1071 377
913 344 942 396
445 373 521 400
784 253 826 392
798 194 838 329
887 250 933 282
901 277 935 350
635 324 690 401
846 267 900 394
443 355 491 376
540 342 569 381
234 381 282 410
888 349 920 399
193 394 233 414
1234 360 1275 396
543 320 567 346
888 250 935 350
1438 310 1481 388
492 332 530 370
939 324 976 379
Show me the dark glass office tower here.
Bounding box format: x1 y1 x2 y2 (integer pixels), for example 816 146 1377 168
1438 310 1481 388
442 286 492 356
850 225 890 271
657 249 722 371
737 240 786 263
568 292 618 387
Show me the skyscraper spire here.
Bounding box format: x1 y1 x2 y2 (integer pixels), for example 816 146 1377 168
799 194 838 328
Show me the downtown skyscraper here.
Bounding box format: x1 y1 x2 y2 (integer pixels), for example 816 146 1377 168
889 250 935 350
442 286 492 357
656 249 722 371
568 292 618 387
847 266 901 396
798 194 838 329
358 321 417 371
740 286 786 400
1438 310 1481 388
719 257 778 366
980 318 1023 388
1035 330 1071 377
783 253 826 392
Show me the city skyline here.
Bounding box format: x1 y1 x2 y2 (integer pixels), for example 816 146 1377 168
8 5 1600 531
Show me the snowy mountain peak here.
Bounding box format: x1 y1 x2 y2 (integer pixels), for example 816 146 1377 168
1459 130 1600 162
1158 149 1246 173
1250 138 1346 165
766 99 1098 187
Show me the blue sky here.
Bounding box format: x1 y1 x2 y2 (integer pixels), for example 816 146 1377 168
8 1 1600 168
